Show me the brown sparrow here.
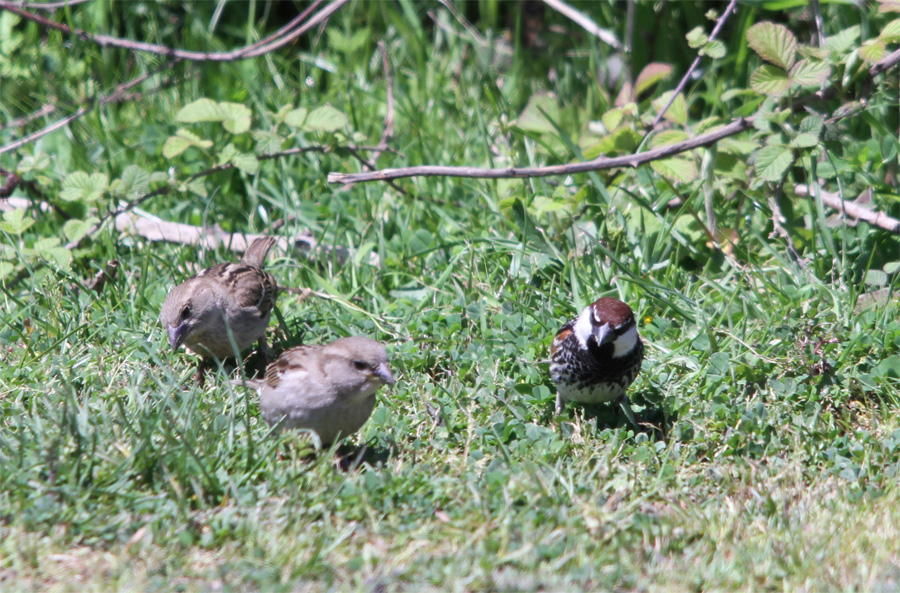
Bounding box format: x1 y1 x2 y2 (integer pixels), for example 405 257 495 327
160 236 278 381
550 297 644 416
238 336 395 446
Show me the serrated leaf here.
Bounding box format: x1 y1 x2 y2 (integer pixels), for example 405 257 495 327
700 40 726 59
513 93 560 134
303 105 350 132
789 59 831 87
232 152 259 175
791 133 820 148
0 208 34 234
879 19 900 42
860 39 887 63
253 130 287 155
271 103 294 123
754 145 794 181
651 91 687 126
60 171 108 202
800 115 824 136
62 217 100 242
686 27 708 48
0 262 13 279
649 130 689 148
634 63 673 97
720 138 758 155
218 102 252 134
749 64 791 96
176 98 220 123
825 25 860 54
865 269 889 286
162 129 212 159
650 157 698 183
117 165 150 198
747 22 797 69
283 107 308 128
31 237 71 269
184 178 207 198
600 107 626 131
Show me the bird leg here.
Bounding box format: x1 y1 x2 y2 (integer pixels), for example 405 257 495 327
555 392 564 415
196 359 210 388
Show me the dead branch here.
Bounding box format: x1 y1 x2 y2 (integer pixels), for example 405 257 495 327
795 184 900 233
327 117 752 183
0 0 347 61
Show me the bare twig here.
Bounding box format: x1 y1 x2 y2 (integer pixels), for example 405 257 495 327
0 0 347 61
647 0 738 131
0 104 55 131
811 0 826 48
7 0 91 9
795 184 900 233
540 0 622 50
328 117 752 183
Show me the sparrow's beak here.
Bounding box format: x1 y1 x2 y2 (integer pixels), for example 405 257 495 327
592 323 613 346
374 362 396 387
167 322 188 351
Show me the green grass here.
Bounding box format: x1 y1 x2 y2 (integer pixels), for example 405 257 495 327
3 2 900 591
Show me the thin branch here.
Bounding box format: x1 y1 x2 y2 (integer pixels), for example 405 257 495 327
811 0 826 48
648 0 738 131
540 0 622 50
0 0 347 61
795 184 900 233
327 117 752 184
6 0 91 9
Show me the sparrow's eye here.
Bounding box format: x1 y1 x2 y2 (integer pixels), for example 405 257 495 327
352 360 369 371
180 305 192 319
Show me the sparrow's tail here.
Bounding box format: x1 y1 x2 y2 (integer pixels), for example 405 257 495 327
241 235 278 267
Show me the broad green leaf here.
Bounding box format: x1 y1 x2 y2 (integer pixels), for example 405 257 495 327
873 355 900 379
62 217 100 242
327 28 370 53
865 269 889 286
253 130 287 154
749 64 791 96
650 157 698 183
60 171 108 202
700 40 726 59
754 145 794 181
686 27 707 48
746 22 797 69
884 261 900 275
799 115 824 136
218 102 252 134
634 63 673 97
860 39 887 63
0 262 13 279
304 105 350 132
271 103 294 123
791 133 820 148
600 107 626 131
652 91 687 126
0 208 34 234
283 107 308 127
218 143 240 166
162 129 212 158
176 98 220 123
825 25 860 54
649 130 689 147
790 59 831 87
232 152 260 175
879 19 900 42
117 165 150 198
184 178 208 197
513 93 560 134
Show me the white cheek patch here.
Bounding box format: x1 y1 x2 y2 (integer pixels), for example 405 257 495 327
573 306 596 348
612 325 638 358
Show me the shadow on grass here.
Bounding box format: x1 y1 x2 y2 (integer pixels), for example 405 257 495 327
572 386 672 441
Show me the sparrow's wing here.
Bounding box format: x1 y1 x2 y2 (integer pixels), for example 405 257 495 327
198 262 277 317
264 345 322 388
